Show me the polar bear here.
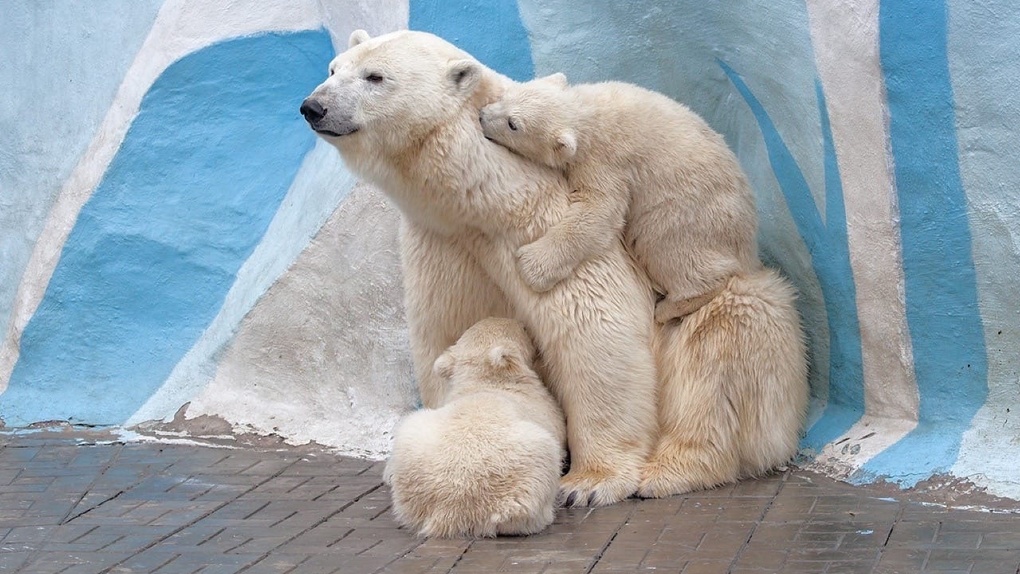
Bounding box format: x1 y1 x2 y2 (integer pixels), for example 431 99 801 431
479 74 759 323
301 29 659 507
383 318 565 538
300 29 808 503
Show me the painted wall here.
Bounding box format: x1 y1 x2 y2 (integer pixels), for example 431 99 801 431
0 0 413 459
1 0 1017 497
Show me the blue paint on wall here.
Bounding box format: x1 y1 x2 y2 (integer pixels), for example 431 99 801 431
720 62 865 449
410 0 534 81
0 0 165 347
860 0 988 484
0 30 334 426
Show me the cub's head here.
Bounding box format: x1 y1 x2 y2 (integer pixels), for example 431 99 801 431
432 318 539 398
479 73 576 169
300 29 487 156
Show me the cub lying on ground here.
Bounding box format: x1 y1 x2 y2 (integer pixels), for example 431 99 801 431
383 318 566 538
480 74 759 322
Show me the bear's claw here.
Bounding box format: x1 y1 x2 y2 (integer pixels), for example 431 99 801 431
562 491 577 507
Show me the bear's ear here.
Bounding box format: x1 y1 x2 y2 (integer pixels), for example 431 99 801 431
555 129 578 159
447 59 482 95
349 29 371 48
432 352 455 379
539 72 569 89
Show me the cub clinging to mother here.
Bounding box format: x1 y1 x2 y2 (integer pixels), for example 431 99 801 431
480 73 759 323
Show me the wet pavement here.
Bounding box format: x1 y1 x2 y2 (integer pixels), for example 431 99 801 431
1 427 1018 573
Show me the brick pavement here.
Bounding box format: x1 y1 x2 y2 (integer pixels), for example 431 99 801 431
1 427 1018 574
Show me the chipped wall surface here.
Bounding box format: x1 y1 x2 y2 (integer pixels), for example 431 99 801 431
1 0 1018 498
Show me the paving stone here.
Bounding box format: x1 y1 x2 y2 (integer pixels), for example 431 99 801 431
979 530 1020 550
0 550 33 571
2 429 1020 573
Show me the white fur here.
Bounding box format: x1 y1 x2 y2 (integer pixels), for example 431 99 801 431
480 77 759 323
640 269 809 496
384 318 565 538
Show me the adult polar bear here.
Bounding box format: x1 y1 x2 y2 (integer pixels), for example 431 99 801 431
300 30 809 505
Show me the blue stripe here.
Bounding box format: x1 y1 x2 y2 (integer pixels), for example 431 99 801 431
0 31 334 426
410 0 535 82
0 0 164 345
720 61 865 449
859 0 988 485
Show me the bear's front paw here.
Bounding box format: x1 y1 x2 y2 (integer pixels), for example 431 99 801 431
516 241 572 292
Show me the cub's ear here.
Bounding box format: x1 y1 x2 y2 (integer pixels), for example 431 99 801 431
349 29 371 48
432 352 455 379
447 59 482 95
555 129 578 159
539 72 568 88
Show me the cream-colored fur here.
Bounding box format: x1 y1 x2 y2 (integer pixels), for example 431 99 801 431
480 75 759 323
383 318 565 538
304 30 658 507
639 269 809 496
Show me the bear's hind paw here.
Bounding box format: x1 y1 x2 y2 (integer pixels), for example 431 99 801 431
558 469 639 508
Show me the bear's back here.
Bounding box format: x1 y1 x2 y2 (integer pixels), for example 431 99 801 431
570 81 726 169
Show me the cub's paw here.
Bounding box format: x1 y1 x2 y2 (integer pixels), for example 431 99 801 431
558 468 639 508
516 241 572 292
654 293 715 324
654 299 683 324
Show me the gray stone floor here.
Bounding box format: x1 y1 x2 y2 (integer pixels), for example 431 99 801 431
1 428 1019 573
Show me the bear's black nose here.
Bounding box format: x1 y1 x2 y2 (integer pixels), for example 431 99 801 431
300 98 326 123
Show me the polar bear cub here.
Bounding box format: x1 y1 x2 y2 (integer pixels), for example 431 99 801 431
383 318 566 538
480 74 759 323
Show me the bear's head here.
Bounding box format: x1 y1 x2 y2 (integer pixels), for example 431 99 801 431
431 317 539 400
479 73 577 169
300 29 491 160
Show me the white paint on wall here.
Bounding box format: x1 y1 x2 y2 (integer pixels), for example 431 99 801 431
804 0 918 464
126 141 357 426
807 0 919 422
184 183 415 459
810 415 919 478
318 0 409 53
0 0 325 392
